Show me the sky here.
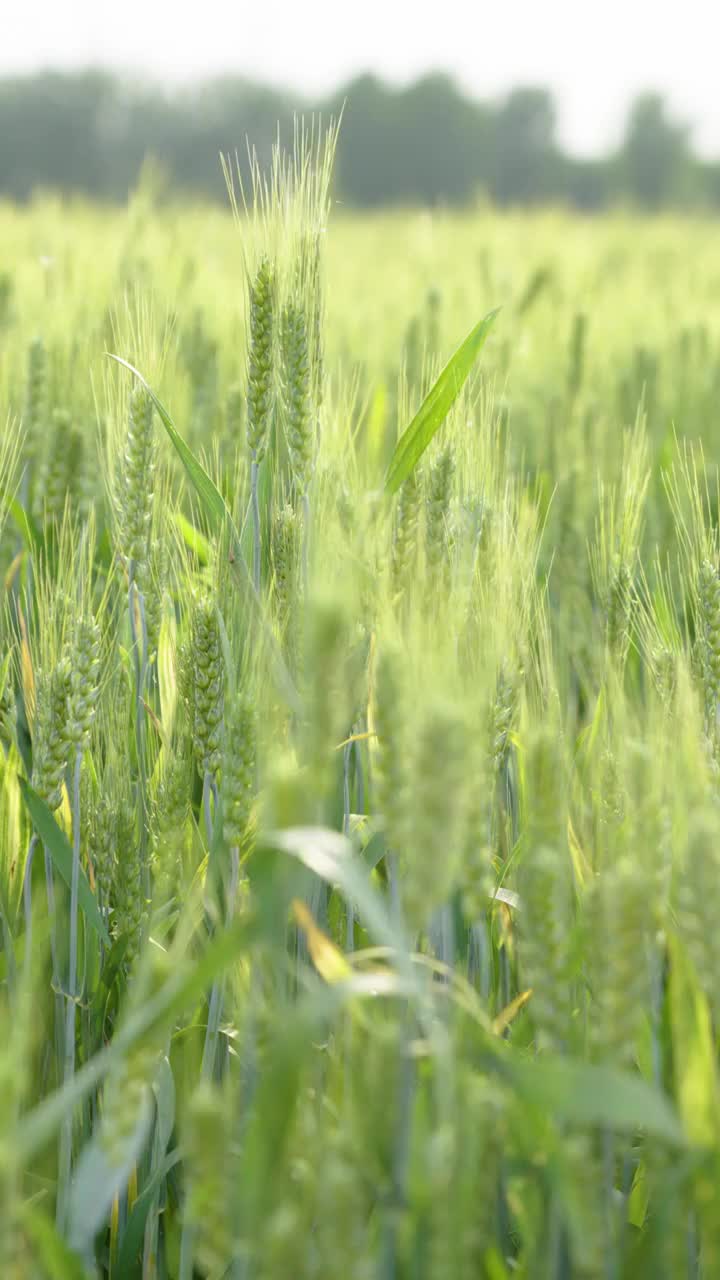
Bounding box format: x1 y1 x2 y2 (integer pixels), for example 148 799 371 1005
3 0 718 158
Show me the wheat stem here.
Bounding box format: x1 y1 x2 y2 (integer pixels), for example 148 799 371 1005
56 747 83 1230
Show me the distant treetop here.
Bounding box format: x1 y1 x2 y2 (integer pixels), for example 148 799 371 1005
0 69 717 210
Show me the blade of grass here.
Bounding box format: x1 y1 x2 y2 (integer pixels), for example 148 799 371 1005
262 826 412 964
498 1051 685 1146
116 1150 182 1278
173 510 211 565
5 495 41 552
668 936 720 1147
67 1094 154 1257
385 308 499 494
19 778 110 947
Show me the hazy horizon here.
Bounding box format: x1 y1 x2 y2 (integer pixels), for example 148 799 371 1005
3 0 718 160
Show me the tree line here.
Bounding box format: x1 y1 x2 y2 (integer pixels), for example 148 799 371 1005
1 69 718 210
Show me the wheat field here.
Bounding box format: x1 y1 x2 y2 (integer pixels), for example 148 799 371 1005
2 129 720 1278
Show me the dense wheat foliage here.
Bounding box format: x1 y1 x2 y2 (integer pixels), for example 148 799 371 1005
3 130 720 1279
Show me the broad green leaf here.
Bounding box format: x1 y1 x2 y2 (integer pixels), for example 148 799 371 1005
115 1150 181 1278
89 935 129 1020
385 308 499 494
263 825 411 964
499 1052 685 1146
361 829 387 873
19 778 110 946
67 1094 154 1255
0 915 52 983
483 1249 511 1280
6 495 40 551
669 935 720 1146
628 1159 650 1229
173 510 211 564
0 744 25 923
153 1054 176 1157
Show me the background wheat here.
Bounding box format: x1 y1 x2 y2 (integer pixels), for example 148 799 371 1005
1 128 720 1279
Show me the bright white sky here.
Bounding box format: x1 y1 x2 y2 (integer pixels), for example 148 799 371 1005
3 0 718 157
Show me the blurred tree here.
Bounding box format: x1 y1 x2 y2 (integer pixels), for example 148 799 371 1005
490 87 561 204
327 74 399 205
617 93 697 208
0 71 114 198
0 71 715 211
394 73 491 204
331 73 491 205
559 157 611 211
701 162 720 209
